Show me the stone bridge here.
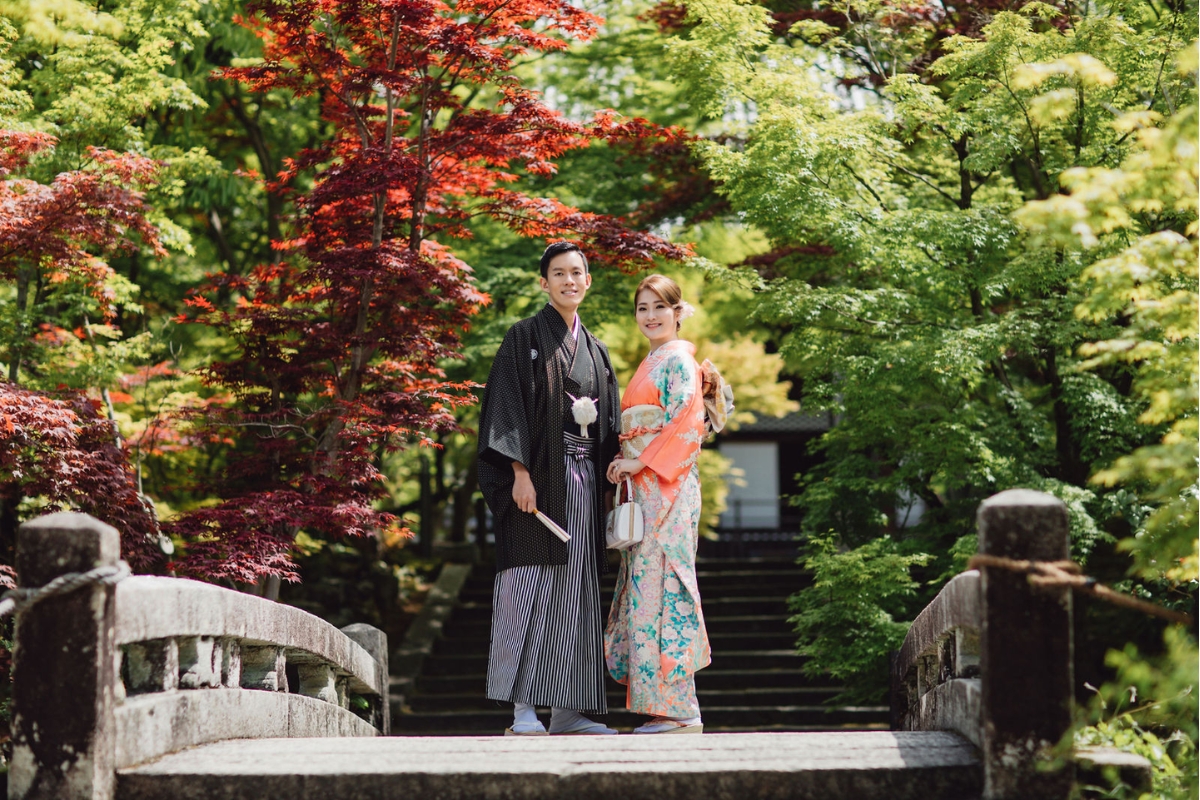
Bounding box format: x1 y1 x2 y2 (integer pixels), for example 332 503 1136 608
6 493 1147 800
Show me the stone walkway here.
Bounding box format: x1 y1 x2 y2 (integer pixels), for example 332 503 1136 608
118 731 980 800
393 558 891 734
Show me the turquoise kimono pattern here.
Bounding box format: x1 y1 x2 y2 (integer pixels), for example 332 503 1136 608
604 340 711 718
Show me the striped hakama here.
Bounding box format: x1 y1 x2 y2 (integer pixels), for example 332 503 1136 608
486 431 607 714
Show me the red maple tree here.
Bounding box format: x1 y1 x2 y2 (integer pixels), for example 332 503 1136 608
173 0 690 583
0 131 166 569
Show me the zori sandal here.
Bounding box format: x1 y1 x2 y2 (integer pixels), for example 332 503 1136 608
632 717 703 734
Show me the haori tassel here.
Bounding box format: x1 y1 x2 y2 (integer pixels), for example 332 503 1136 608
568 393 598 438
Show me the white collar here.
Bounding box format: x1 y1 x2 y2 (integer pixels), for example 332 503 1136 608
571 313 580 341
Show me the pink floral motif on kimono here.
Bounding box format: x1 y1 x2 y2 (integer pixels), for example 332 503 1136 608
604 339 711 718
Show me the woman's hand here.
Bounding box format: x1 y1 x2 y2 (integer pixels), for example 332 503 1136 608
612 458 646 482
512 462 537 513
606 458 625 485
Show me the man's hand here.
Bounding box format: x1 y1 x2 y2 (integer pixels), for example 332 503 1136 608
512 462 537 513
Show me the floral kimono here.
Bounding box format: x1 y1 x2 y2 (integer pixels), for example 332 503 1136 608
603 339 711 718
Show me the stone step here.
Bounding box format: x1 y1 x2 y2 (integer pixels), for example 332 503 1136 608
422 650 804 675
403 686 845 712
393 558 869 740
451 596 788 622
389 705 892 734
695 557 797 570
384 723 895 737
116 733 981 800
695 567 808 583
458 579 801 598
465 557 795 579
414 668 835 695
453 578 801 604
441 613 793 640
431 630 799 655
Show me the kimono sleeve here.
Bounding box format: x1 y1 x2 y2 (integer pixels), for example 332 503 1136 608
637 350 706 484
478 328 533 471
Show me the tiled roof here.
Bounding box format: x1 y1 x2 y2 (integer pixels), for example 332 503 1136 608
723 410 834 435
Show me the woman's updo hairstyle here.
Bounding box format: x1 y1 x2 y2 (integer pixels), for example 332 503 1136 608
634 274 685 332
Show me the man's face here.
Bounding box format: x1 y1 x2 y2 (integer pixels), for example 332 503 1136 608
540 251 591 315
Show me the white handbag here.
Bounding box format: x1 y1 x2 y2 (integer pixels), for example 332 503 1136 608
605 478 644 550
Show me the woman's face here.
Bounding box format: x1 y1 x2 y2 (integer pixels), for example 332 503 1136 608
635 288 679 348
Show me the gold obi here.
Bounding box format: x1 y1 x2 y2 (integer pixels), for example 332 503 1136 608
619 404 664 459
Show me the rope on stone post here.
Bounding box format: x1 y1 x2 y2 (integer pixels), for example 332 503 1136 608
967 554 1194 627
0 561 131 620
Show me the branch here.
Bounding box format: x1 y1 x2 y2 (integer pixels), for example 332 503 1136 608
843 162 887 210
888 161 959 207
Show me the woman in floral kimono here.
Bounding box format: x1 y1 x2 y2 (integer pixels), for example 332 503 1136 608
604 274 711 734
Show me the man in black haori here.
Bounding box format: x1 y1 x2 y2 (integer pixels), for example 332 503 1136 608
477 242 621 736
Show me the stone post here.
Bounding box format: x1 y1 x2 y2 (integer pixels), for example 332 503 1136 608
977 490 1074 799
9 512 120 800
342 623 390 735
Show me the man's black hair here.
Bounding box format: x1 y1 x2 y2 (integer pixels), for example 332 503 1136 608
539 241 589 278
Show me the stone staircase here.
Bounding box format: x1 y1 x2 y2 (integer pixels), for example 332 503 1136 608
391 557 890 734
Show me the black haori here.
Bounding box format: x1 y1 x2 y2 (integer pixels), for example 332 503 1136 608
477 304 620 574
486 432 607 713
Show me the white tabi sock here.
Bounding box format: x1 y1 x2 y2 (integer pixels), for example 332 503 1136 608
549 707 618 735
509 702 544 734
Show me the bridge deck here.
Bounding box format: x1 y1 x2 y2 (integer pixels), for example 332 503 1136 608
117 730 981 800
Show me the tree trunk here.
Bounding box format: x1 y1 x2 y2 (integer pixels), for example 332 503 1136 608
418 451 434 557
1046 345 1087 487
0 490 19 567
9 265 32 383
449 458 478 543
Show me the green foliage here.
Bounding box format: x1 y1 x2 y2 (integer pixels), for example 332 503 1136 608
696 449 734 538
0 0 219 523
1075 626 1199 800
0 0 1190 776
0 0 333 545
666 0 1196 710
1018 38 1198 792
788 536 933 705
1018 39 1199 585
410 1 796 546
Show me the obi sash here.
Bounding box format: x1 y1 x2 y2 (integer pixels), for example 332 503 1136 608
619 404 664 459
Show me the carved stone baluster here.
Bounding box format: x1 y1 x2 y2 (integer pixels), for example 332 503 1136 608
240 646 288 692
178 636 220 689
297 663 339 704
955 627 980 678
122 639 180 694
220 637 242 688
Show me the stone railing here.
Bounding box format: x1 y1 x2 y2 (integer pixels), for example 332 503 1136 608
8 512 389 800
890 569 982 747
891 489 1150 800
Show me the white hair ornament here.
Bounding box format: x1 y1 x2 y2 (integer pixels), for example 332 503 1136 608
676 300 696 322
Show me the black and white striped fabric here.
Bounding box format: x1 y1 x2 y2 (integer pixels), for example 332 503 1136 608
486 431 607 714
